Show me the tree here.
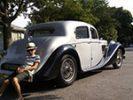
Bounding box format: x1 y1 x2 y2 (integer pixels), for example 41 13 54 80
111 7 133 46
82 0 118 41
31 0 119 41
31 0 97 24
7 0 131 46
0 0 34 50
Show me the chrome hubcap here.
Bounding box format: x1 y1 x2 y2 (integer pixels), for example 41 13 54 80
61 58 75 81
116 50 123 66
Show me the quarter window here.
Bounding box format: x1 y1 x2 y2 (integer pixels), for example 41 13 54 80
75 26 89 39
90 28 98 39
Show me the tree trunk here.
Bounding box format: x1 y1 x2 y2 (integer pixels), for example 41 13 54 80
3 23 12 50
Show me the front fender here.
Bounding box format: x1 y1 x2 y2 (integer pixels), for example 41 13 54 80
103 41 125 67
34 44 80 81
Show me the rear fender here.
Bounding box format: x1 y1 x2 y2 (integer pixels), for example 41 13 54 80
34 44 81 81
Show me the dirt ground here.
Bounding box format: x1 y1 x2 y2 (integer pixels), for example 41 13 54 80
0 49 133 100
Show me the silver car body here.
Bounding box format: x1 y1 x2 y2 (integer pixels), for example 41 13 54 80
0 21 125 83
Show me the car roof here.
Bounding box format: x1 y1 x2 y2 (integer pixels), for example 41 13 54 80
28 21 94 30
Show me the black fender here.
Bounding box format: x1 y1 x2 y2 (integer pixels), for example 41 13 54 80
103 41 125 67
34 44 81 81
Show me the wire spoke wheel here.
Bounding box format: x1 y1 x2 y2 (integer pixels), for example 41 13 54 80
113 49 123 69
116 50 123 66
57 55 77 86
61 58 75 81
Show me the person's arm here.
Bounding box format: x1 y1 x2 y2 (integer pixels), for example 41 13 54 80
24 62 40 71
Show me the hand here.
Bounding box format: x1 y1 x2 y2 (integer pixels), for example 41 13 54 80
17 67 25 73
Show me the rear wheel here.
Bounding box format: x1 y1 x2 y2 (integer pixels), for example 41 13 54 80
57 54 77 87
113 49 123 69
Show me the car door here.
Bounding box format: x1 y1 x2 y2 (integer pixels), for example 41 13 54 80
90 27 103 67
75 26 91 71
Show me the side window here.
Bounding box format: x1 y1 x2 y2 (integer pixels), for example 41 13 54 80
90 27 98 39
75 26 89 39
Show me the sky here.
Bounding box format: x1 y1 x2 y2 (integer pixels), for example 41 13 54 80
12 0 133 28
108 0 133 15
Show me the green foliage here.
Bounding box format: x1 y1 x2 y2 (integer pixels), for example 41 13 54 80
31 0 120 41
89 0 118 41
0 0 37 49
31 0 133 45
111 7 133 46
31 0 96 24
0 0 133 47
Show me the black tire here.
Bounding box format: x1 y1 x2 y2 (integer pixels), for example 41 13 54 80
57 54 77 87
113 49 123 69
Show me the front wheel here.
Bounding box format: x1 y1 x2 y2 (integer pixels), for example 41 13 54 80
113 49 123 69
57 55 77 87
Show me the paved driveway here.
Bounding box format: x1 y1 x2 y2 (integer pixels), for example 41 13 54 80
0 48 133 100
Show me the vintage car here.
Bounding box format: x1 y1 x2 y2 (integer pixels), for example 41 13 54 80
0 21 125 86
